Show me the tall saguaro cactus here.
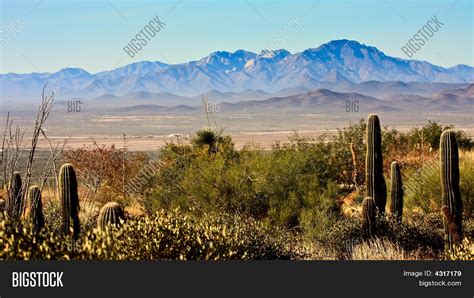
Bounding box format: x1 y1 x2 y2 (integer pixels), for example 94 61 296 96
439 130 463 249
362 197 376 237
59 164 81 237
8 171 23 220
28 185 44 234
365 114 386 212
390 161 404 222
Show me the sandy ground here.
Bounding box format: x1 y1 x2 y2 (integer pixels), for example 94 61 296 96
7 110 474 151
34 131 325 151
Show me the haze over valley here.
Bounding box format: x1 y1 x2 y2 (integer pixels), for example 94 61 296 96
1 40 473 149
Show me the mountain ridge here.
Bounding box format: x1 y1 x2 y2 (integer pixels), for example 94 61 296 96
114 84 473 114
1 39 473 100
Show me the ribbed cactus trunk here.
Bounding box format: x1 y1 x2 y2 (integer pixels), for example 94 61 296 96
28 185 44 234
439 130 463 249
59 164 81 238
0 199 5 213
362 197 376 237
7 172 23 220
365 115 386 213
390 161 404 222
97 202 126 230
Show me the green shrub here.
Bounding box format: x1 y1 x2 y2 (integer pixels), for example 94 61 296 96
408 121 472 151
317 212 445 260
402 153 473 215
42 200 63 235
144 123 471 238
191 129 234 154
375 213 444 254
0 209 303 260
402 159 441 213
42 200 97 236
446 238 473 260
144 133 342 232
316 217 364 259
460 153 474 218
332 119 366 190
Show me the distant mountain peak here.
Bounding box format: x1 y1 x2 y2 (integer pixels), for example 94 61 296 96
54 67 91 76
322 39 362 47
199 50 257 69
302 39 386 62
233 49 255 56
316 39 376 51
258 49 291 60
2 39 472 99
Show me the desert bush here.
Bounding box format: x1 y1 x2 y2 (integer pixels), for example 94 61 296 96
191 129 234 154
445 238 473 260
464 218 474 239
144 123 471 235
316 217 364 259
330 120 471 189
331 119 366 190
42 199 63 234
0 209 303 260
0 214 66 260
402 158 441 213
460 152 474 218
408 121 472 151
144 131 341 232
42 199 97 236
402 153 473 215
375 213 444 255
316 212 445 260
63 144 148 206
326 120 472 192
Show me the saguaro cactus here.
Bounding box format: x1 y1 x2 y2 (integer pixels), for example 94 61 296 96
390 161 404 222
8 171 23 219
0 199 5 212
59 164 81 237
439 130 463 249
441 206 462 246
361 197 376 237
97 202 126 230
365 114 387 212
28 185 44 234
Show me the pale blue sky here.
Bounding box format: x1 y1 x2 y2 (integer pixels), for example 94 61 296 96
1 0 472 74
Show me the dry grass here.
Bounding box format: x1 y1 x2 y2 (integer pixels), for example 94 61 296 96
341 191 361 217
350 238 421 260
125 202 146 217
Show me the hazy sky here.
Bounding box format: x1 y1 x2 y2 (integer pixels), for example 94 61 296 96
1 0 472 74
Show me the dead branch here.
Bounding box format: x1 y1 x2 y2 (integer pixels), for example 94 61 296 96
21 84 54 216
39 129 70 195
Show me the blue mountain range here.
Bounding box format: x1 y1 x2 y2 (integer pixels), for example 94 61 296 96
1 39 473 99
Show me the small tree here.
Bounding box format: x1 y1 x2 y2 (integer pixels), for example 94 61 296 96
63 142 147 205
191 129 233 154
